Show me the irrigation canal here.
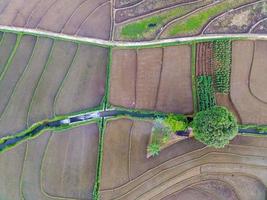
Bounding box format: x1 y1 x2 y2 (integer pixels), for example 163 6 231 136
0 109 266 152
0 109 165 152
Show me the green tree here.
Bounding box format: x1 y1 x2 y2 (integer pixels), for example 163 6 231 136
192 106 238 148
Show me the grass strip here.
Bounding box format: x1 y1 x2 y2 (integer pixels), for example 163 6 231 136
93 118 105 200
191 42 198 114
166 0 256 37
102 47 112 110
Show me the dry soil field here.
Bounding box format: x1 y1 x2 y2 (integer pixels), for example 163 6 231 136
0 0 111 40
231 40 267 124
100 118 267 200
0 123 99 200
0 32 108 137
109 45 194 114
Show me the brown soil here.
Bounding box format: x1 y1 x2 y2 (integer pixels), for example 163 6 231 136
100 118 204 198
11 0 40 27
156 45 193 114
0 0 111 39
0 35 36 136
21 132 53 199
109 49 137 108
61 0 107 35
55 44 108 115
0 33 17 75
136 48 162 110
0 143 26 200
28 40 77 125
0 38 53 136
161 174 265 200
196 42 213 76
215 93 241 123
250 40 267 103
36 0 86 32
100 118 267 199
76 2 111 40
109 45 193 114
101 118 133 189
42 124 99 199
231 40 267 124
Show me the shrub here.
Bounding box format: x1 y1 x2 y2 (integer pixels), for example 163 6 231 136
147 143 160 156
192 106 238 148
164 114 188 132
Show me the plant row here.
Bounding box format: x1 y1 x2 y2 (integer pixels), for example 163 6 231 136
197 75 216 111
212 40 232 93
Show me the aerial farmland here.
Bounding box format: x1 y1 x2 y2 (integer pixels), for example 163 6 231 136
0 0 266 200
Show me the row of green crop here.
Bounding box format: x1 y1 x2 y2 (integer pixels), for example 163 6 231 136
196 75 216 111
212 39 232 93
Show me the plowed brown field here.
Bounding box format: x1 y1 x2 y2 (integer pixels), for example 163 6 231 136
0 0 111 40
100 118 267 200
109 45 193 114
231 40 267 124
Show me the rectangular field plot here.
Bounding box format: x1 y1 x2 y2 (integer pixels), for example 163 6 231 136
0 143 26 200
230 40 267 124
54 44 108 115
42 124 99 199
109 45 193 114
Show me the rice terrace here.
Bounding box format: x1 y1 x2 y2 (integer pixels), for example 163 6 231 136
0 0 267 200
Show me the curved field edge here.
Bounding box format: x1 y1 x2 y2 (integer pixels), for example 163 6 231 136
116 0 212 40
160 0 258 38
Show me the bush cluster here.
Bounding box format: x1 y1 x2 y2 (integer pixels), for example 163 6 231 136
148 114 189 156
213 40 232 93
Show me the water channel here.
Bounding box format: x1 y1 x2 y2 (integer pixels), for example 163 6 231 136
0 109 266 152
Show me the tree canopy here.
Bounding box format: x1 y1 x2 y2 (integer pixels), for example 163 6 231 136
192 106 238 148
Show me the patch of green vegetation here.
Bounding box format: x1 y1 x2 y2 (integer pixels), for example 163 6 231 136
164 113 188 132
148 118 172 156
120 0 210 40
191 43 198 113
103 47 112 109
167 0 255 36
196 75 216 111
148 114 189 156
93 119 105 200
193 106 238 148
213 40 232 93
